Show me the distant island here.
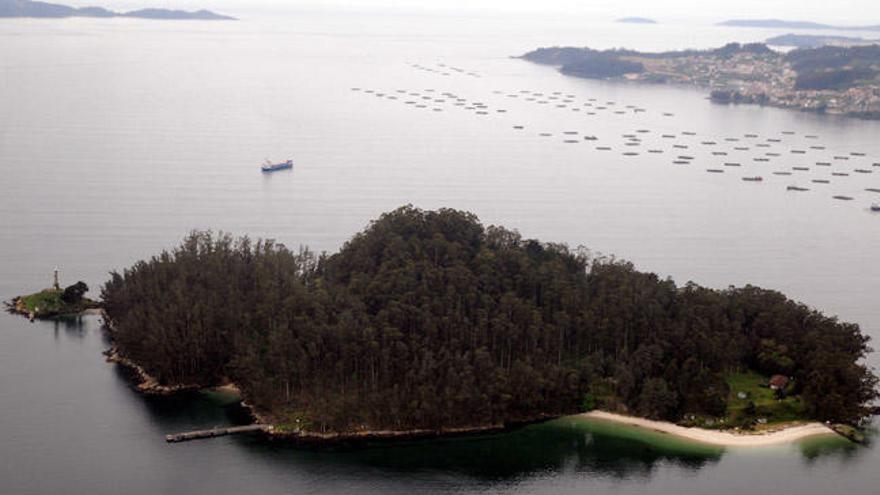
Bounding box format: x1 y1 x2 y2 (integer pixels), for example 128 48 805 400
766 33 878 48
519 43 880 119
97 206 878 443
616 17 657 24
718 19 880 32
0 0 235 20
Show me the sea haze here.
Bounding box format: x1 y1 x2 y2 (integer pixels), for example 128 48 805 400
0 8 879 495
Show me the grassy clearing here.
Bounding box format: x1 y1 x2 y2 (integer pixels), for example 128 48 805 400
725 371 809 426
21 289 65 314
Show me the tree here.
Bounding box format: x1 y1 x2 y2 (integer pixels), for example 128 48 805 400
638 378 679 420
61 281 88 303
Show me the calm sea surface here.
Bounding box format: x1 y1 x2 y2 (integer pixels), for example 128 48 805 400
1 9 879 494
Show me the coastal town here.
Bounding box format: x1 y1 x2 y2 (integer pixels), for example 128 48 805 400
630 48 880 117
523 43 880 118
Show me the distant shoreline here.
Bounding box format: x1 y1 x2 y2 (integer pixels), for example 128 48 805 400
583 411 838 447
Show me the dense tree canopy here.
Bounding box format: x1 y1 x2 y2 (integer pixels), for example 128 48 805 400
102 206 877 432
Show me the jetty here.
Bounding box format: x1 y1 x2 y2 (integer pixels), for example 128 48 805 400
165 424 271 443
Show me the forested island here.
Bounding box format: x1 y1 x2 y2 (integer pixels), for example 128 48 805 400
0 0 235 20
616 17 657 25
766 34 877 49
717 19 880 32
99 206 878 441
519 43 880 119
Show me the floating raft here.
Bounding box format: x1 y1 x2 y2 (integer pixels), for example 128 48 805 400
165 424 270 443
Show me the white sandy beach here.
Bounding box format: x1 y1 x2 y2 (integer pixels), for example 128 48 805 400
583 411 838 447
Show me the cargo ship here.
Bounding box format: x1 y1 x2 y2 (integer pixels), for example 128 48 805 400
261 159 293 172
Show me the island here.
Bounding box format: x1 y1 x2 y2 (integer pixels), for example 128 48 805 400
519 43 880 119
616 17 658 25
7 275 99 320
97 206 878 444
0 0 236 20
766 34 878 49
718 19 880 32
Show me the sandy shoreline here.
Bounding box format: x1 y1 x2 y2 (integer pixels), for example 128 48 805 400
583 411 838 447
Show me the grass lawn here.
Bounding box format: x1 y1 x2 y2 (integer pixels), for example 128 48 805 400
21 289 66 314
726 371 809 425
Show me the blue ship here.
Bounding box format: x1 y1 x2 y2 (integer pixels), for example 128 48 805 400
261 159 293 172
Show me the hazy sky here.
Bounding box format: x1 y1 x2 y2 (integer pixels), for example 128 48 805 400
60 0 880 24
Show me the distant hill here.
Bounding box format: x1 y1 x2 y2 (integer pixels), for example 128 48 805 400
616 17 657 24
0 0 235 20
767 33 879 48
718 19 880 32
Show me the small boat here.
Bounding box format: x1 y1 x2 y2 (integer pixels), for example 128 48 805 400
744 134 759 138
816 162 831 166
767 138 782 143
812 179 830 184
564 131 579 135
513 125 525 129
787 185 809 191
833 195 854 201
851 152 866 157
833 156 850 160
583 136 598 141
672 160 690 164
596 146 612 151
773 171 793 176
854 169 873 174
706 169 724 173
791 150 806 154
648 149 664 153
734 147 750 151
564 140 579 144
742 176 763 182
677 155 694 160
682 131 697 136
871 204 880 212
756 144 771 148
725 138 740 142
662 134 676 138
766 152 781 157
261 159 293 172
663 112 674 116
701 141 717 145
622 152 639 156
805 135 819 139
793 167 810 171
754 158 770 162
810 146 826 150
782 131 795 135
712 152 728 156
832 172 849 176
866 188 880 193
724 162 741 167
673 144 689 149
